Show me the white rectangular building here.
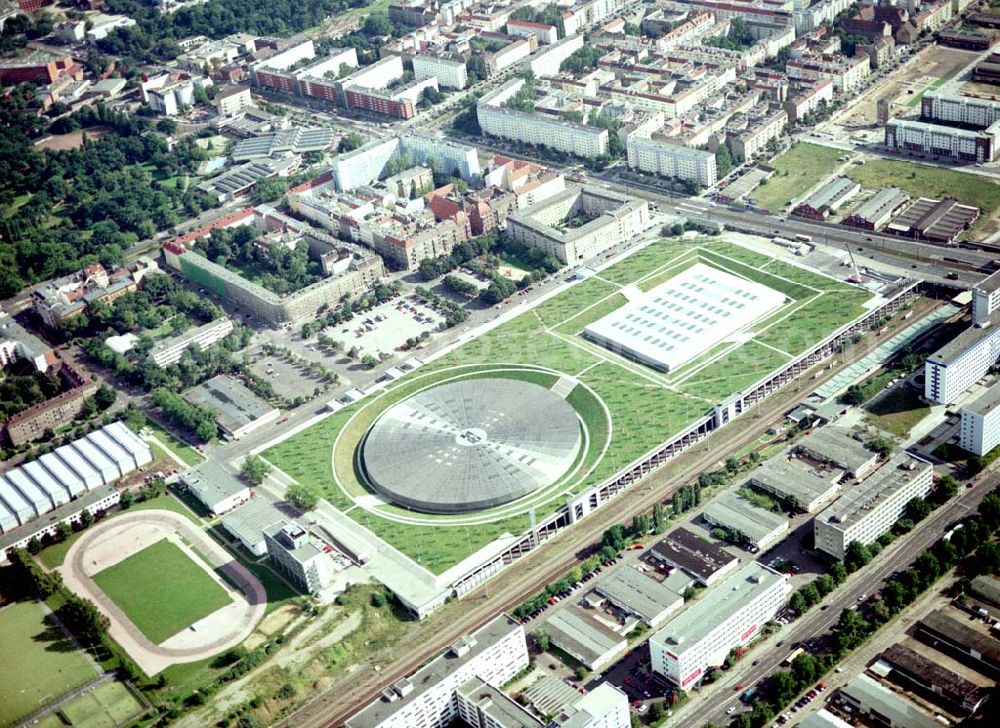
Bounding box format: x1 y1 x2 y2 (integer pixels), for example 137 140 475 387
649 563 790 688
626 135 718 187
814 454 934 560
412 54 468 90
528 35 585 76
345 615 528 728
148 318 234 368
925 319 1000 405
960 383 1000 456
583 263 785 372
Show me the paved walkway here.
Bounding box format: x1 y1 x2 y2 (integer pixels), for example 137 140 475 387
60 510 266 676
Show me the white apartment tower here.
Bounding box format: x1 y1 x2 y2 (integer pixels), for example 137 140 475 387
960 383 1000 456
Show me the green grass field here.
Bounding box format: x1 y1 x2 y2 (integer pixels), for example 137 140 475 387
145 422 203 468
58 680 145 728
752 143 845 213
845 160 1000 240
93 539 231 644
865 386 931 438
0 601 100 726
265 239 873 574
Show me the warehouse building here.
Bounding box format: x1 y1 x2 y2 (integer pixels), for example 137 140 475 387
647 527 739 586
221 496 288 556
543 606 628 671
793 177 861 220
796 427 881 479
879 643 990 714
885 197 981 244
181 460 251 516
838 674 941 728
969 574 1000 609
701 491 789 551
649 563 790 688
814 453 933 561
959 382 1000 456
582 263 785 372
746 456 844 513
593 565 685 629
182 375 280 441
345 615 529 728
842 187 910 231
0 422 150 537
917 609 1000 674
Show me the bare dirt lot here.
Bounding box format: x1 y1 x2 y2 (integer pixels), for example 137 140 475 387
36 126 113 151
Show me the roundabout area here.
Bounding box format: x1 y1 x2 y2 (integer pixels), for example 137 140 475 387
60 509 266 676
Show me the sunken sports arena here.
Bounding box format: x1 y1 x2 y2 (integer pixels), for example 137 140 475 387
359 379 582 514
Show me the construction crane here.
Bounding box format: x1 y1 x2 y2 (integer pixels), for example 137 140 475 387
841 242 863 284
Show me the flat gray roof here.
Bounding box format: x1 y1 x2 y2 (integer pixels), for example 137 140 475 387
457 677 542 728
182 460 248 510
848 187 910 224
881 643 988 711
963 381 1000 418
919 609 1000 666
543 607 625 668
221 497 287 547
840 674 940 728
522 675 581 717
594 565 683 624
799 176 859 212
970 575 1000 607
345 615 522 728
183 375 278 436
817 454 932 530
748 456 843 509
702 491 788 544
796 427 878 475
651 563 786 653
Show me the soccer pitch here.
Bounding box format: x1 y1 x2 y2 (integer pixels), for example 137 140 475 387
92 539 232 644
0 601 99 726
265 239 873 574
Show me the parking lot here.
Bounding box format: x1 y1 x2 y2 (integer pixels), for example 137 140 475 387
247 353 329 401
322 296 445 358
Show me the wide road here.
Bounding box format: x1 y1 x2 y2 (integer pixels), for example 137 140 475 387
277 302 932 728
679 472 996 728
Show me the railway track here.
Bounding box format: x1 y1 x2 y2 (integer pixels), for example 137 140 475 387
282 299 940 728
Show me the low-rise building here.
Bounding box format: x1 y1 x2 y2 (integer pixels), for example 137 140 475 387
221 496 287 556
455 677 542 728
148 318 234 369
345 615 529 728
960 382 1000 456
814 453 934 561
793 177 861 219
182 375 280 440
838 674 941 728
842 187 910 231
701 491 789 551
181 460 251 516
264 522 333 594
506 186 650 266
649 563 790 688
796 427 881 479
917 609 1000 674
879 643 990 715
885 196 980 245
593 565 685 629
647 527 739 586
542 606 627 671
746 455 844 513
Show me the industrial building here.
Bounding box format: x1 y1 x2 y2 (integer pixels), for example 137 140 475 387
796 427 881 479
182 375 280 441
793 177 861 219
542 606 628 671
506 187 650 266
181 460 251 516
147 318 235 369
841 187 910 231
746 455 844 513
582 263 785 372
647 527 739 586
838 674 941 728
592 565 685 628
885 197 981 245
221 496 288 556
0 422 151 538
959 382 1000 456
230 128 335 162
917 609 1000 674
701 491 789 551
649 563 790 688
878 643 990 715
345 615 529 728
814 453 934 561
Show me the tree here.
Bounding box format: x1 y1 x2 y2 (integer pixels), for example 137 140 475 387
94 384 118 410
932 475 959 503
842 384 866 406
240 454 272 484
55 522 72 542
647 701 663 721
844 541 872 573
338 132 364 153
788 591 806 616
906 497 932 523
120 489 134 509
361 353 378 369
725 457 740 473
531 628 550 652
830 562 848 585
286 482 320 510
156 118 178 135
866 435 894 458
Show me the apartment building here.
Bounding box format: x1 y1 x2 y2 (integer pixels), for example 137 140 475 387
331 135 480 192
413 53 468 89
506 186 650 265
960 383 1000 456
528 34 585 77
727 108 787 162
215 85 254 116
346 615 529 728
922 92 1000 128
626 135 718 187
885 118 999 163
0 312 52 373
33 264 140 328
147 318 234 368
649 563 790 688
483 156 566 209
814 454 934 560
783 79 834 122
3 364 98 447
144 73 214 116
786 54 870 93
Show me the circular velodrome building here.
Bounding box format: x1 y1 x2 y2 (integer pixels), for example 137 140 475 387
360 379 582 514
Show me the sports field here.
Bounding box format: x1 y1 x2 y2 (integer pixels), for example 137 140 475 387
53 680 145 728
92 539 231 644
265 239 873 574
0 601 100 726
